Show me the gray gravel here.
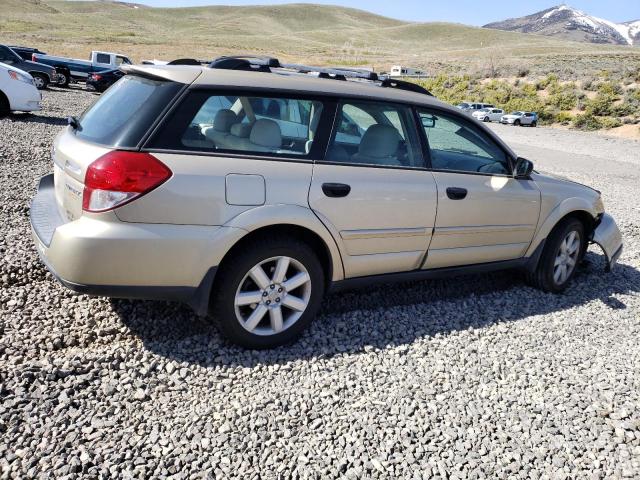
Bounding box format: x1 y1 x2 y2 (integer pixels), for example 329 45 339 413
1 89 640 479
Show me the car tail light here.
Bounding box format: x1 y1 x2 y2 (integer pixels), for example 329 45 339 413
91 74 101 80
32 53 36 61
82 151 171 212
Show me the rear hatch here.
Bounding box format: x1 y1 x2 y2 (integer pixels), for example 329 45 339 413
52 72 188 221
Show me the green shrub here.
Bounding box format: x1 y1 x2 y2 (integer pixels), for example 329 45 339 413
546 88 578 110
585 93 617 116
536 74 559 90
521 83 538 97
573 113 602 131
597 82 623 96
582 78 597 91
600 117 622 129
573 114 621 131
554 111 574 125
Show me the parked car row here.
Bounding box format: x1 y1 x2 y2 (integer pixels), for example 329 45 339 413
1 44 130 90
0 44 130 116
456 101 538 127
0 45 59 89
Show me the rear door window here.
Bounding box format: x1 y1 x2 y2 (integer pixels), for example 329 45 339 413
147 91 328 159
74 75 182 147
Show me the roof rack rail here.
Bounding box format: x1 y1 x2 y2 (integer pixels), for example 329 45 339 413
168 58 205 66
380 78 433 96
209 56 280 72
207 55 433 96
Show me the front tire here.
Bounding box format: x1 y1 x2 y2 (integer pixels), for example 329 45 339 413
57 72 70 88
526 218 585 293
32 73 48 90
483 116 489 122
210 236 325 349
514 119 521 126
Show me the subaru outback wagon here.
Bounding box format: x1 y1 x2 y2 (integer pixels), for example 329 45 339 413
30 57 623 348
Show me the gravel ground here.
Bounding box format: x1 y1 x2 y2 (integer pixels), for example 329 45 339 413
1 89 640 479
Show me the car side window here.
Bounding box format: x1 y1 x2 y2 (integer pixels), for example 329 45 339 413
327 101 423 168
96 53 110 64
418 109 510 175
248 97 312 140
148 91 325 157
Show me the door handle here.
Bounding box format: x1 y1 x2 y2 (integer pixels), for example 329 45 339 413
322 183 351 198
446 187 467 200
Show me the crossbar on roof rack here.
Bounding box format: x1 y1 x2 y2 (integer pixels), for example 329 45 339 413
207 55 433 96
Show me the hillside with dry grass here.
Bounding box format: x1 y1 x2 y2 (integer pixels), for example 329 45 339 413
1 0 638 78
2 0 640 136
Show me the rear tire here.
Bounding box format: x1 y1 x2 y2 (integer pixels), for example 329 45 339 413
32 73 48 90
531 121 537 127
210 236 325 349
57 72 70 88
526 218 585 293
0 92 9 118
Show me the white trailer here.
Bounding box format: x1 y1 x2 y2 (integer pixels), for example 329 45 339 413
389 65 426 78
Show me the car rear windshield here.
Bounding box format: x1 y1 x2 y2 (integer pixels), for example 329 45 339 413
74 75 182 148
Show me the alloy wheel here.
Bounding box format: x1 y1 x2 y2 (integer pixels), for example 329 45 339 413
33 76 45 89
553 230 580 285
234 256 312 336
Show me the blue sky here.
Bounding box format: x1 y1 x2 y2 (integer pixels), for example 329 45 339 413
131 1 640 25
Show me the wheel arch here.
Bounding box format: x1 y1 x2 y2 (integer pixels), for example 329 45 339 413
215 223 336 291
526 197 598 258
29 70 50 82
221 204 345 283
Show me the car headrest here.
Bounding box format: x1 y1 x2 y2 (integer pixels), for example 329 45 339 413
250 119 282 148
213 109 238 133
230 122 252 138
358 124 401 158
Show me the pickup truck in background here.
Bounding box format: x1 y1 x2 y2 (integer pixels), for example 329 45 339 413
31 51 132 86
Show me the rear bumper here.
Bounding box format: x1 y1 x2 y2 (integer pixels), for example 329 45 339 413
591 213 623 272
29 174 228 315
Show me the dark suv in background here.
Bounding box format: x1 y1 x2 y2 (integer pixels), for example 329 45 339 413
0 45 58 89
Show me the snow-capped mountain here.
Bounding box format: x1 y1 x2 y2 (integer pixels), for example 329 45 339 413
484 5 640 46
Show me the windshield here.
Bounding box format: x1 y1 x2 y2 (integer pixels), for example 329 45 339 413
4 47 22 63
510 111 523 116
75 75 182 147
457 103 469 108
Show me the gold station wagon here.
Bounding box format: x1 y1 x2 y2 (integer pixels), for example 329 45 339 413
30 56 623 348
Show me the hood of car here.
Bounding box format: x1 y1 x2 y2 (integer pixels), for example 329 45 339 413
502 114 520 119
532 171 601 197
23 59 56 75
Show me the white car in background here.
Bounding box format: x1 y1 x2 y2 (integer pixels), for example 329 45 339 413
501 111 538 127
472 108 505 123
456 102 494 114
0 62 42 117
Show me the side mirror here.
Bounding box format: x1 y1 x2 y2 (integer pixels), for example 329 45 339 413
514 157 534 179
421 115 436 128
